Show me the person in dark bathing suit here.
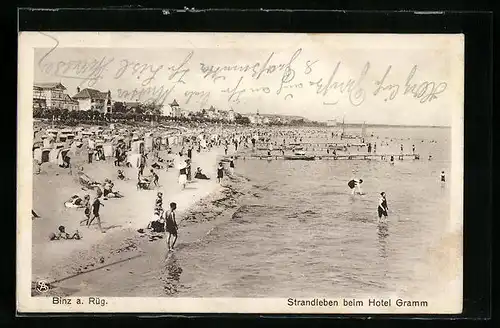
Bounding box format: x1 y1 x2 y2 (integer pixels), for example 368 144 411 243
165 202 178 251
150 169 159 187
378 192 389 219
88 197 105 233
440 171 446 188
229 157 235 175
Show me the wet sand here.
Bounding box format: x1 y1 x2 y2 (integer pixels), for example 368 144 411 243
32 145 236 295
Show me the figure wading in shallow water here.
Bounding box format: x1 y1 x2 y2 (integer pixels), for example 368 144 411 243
377 192 389 221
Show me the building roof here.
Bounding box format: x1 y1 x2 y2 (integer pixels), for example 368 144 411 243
73 88 109 100
33 82 66 90
169 99 179 107
124 102 141 108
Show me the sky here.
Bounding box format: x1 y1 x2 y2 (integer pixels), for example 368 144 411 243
31 33 463 126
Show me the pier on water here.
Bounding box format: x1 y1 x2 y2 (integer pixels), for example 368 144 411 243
223 153 421 161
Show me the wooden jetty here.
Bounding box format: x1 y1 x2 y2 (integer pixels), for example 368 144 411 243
224 153 420 161
257 142 366 147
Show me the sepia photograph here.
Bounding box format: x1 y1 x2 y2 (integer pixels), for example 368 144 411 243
17 32 463 313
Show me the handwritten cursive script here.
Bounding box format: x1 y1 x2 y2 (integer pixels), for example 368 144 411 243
36 33 451 110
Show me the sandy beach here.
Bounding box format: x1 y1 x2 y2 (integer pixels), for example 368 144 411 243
32 142 238 294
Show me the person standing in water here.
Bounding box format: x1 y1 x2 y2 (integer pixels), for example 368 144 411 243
87 138 95 164
412 144 416 154
349 171 358 195
355 179 364 195
165 202 178 251
151 169 159 187
378 192 389 220
217 162 224 184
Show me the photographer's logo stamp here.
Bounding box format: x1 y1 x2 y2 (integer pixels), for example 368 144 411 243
35 280 50 293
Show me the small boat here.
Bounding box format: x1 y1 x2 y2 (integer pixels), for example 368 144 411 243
284 151 316 160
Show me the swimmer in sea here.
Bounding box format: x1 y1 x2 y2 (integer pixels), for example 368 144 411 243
355 179 364 195
390 155 395 165
440 170 446 187
378 192 389 220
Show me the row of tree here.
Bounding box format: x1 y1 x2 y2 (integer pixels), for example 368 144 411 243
32 107 324 127
33 107 251 125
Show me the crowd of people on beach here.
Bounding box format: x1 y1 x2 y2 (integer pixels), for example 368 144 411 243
36 122 447 251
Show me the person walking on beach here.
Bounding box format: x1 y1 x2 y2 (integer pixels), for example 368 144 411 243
412 144 416 154
139 154 146 176
224 143 228 156
217 162 224 184
165 202 178 251
378 192 389 220
80 195 91 226
88 196 105 233
187 146 192 160
156 192 163 209
114 146 121 166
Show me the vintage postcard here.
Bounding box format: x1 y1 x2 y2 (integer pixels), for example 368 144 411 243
17 32 463 314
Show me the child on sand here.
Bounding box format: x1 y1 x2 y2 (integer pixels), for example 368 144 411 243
156 192 163 210
49 225 81 241
117 169 126 180
165 202 178 251
151 169 159 187
80 195 92 226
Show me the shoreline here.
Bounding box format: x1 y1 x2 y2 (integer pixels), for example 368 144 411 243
33 173 249 297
